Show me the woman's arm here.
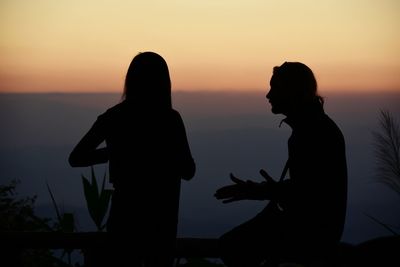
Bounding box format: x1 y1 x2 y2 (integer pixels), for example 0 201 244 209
69 116 108 167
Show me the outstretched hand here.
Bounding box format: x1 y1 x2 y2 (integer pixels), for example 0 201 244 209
259 169 275 184
214 169 277 203
214 173 252 203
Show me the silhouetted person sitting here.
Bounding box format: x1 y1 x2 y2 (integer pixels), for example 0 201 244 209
215 62 347 266
69 52 195 267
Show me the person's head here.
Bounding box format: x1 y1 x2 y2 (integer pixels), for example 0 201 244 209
123 52 172 109
266 62 323 115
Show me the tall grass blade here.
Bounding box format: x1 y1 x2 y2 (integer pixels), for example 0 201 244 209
46 181 61 222
365 213 398 235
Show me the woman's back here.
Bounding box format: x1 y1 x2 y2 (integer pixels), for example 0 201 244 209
102 101 194 187
100 101 195 231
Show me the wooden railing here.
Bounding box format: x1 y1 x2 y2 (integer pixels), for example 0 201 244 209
0 232 219 266
2 232 398 266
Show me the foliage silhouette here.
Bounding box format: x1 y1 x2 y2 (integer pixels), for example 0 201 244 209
0 179 71 267
367 110 400 235
373 110 400 195
46 182 75 233
46 182 76 265
1 179 51 232
81 166 113 231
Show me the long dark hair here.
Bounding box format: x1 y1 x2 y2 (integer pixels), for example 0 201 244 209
123 52 172 109
273 62 324 105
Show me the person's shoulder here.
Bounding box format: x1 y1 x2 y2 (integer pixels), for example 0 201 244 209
103 101 126 116
170 109 185 122
322 113 341 129
170 108 182 118
322 113 345 141
97 101 126 122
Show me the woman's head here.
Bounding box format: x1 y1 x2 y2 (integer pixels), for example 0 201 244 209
266 62 323 115
123 52 172 109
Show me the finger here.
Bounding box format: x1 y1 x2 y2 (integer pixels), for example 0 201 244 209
214 190 228 199
222 197 241 204
230 173 245 184
259 169 274 182
215 186 237 199
216 184 236 193
215 188 229 198
214 194 226 200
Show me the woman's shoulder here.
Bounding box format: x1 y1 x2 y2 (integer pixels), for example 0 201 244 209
94 102 127 127
101 101 126 117
99 104 184 123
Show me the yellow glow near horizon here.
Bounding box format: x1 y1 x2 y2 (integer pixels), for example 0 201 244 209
1 0 399 93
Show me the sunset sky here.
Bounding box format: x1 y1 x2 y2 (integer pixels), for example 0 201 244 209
1 0 399 93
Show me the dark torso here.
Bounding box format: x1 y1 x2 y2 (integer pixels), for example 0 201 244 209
283 104 347 245
99 101 194 235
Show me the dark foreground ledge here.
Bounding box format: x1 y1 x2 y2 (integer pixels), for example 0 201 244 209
1 232 399 266
0 232 219 258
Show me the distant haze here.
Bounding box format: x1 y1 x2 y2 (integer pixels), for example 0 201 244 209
0 91 399 244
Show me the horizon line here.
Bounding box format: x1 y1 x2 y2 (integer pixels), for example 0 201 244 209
1 88 400 95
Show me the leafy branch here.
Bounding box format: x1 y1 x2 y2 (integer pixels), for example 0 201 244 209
368 110 400 235
372 110 400 194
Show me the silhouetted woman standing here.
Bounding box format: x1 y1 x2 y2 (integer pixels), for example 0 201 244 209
69 52 195 267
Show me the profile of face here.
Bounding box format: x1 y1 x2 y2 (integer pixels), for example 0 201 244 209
266 62 318 115
266 73 295 115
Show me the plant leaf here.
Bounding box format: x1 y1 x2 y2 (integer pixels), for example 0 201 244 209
91 166 99 200
82 174 99 228
83 167 113 231
364 213 398 235
46 181 62 222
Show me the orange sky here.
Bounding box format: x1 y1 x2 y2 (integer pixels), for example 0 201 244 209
1 0 399 93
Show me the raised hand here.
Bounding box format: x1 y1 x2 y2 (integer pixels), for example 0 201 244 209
214 173 251 203
259 169 276 184
215 171 275 203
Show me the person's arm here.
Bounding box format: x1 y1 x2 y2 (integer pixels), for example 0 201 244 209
69 116 108 167
215 170 279 203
